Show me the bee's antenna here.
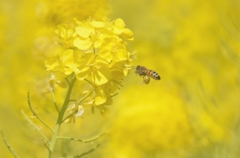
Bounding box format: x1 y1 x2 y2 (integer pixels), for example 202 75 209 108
124 65 136 70
131 66 136 69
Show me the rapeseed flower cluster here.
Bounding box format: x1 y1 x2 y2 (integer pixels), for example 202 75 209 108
45 18 134 117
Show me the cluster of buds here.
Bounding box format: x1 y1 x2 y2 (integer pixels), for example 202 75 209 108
45 18 134 118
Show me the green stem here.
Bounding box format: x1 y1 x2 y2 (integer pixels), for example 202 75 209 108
27 92 53 133
1 130 20 158
48 75 76 158
84 78 93 86
21 110 49 145
76 144 100 158
51 90 59 113
58 144 100 158
65 77 70 85
112 80 123 87
57 129 111 143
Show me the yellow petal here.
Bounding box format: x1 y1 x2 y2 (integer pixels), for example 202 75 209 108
99 48 113 63
73 37 92 50
121 28 134 41
112 43 128 61
63 67 73 75
90 62 111 85
90 20 105 28
113 18 126 35
91 70 108 85
75 22 95 38
114 18 125 29
94 88 107 105
61 49 73 62
75 67 90 80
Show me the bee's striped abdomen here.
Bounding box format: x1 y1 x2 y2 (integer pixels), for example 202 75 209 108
146 70 161 80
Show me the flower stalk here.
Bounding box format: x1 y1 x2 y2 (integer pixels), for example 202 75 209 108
48 74 76 158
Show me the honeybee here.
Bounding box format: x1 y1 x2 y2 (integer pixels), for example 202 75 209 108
135 65 160 84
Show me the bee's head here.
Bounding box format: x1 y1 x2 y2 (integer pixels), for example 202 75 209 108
136 65 140 70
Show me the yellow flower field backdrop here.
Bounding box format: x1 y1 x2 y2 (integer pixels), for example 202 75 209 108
1 0 240 158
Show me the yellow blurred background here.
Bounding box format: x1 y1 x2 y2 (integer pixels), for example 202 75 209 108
1 0 240 157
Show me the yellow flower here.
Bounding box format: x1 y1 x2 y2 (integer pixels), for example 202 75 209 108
73 21 95 50
110 59 132 81
48 17 134 79
73 19 106 50
45 49 77 75
45 17 134 113
98 42 130 64
55 24 76 47
113 18 134 41
73 18 134 51
75 55 111 85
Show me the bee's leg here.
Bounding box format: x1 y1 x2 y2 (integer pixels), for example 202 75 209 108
142 76 150 84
